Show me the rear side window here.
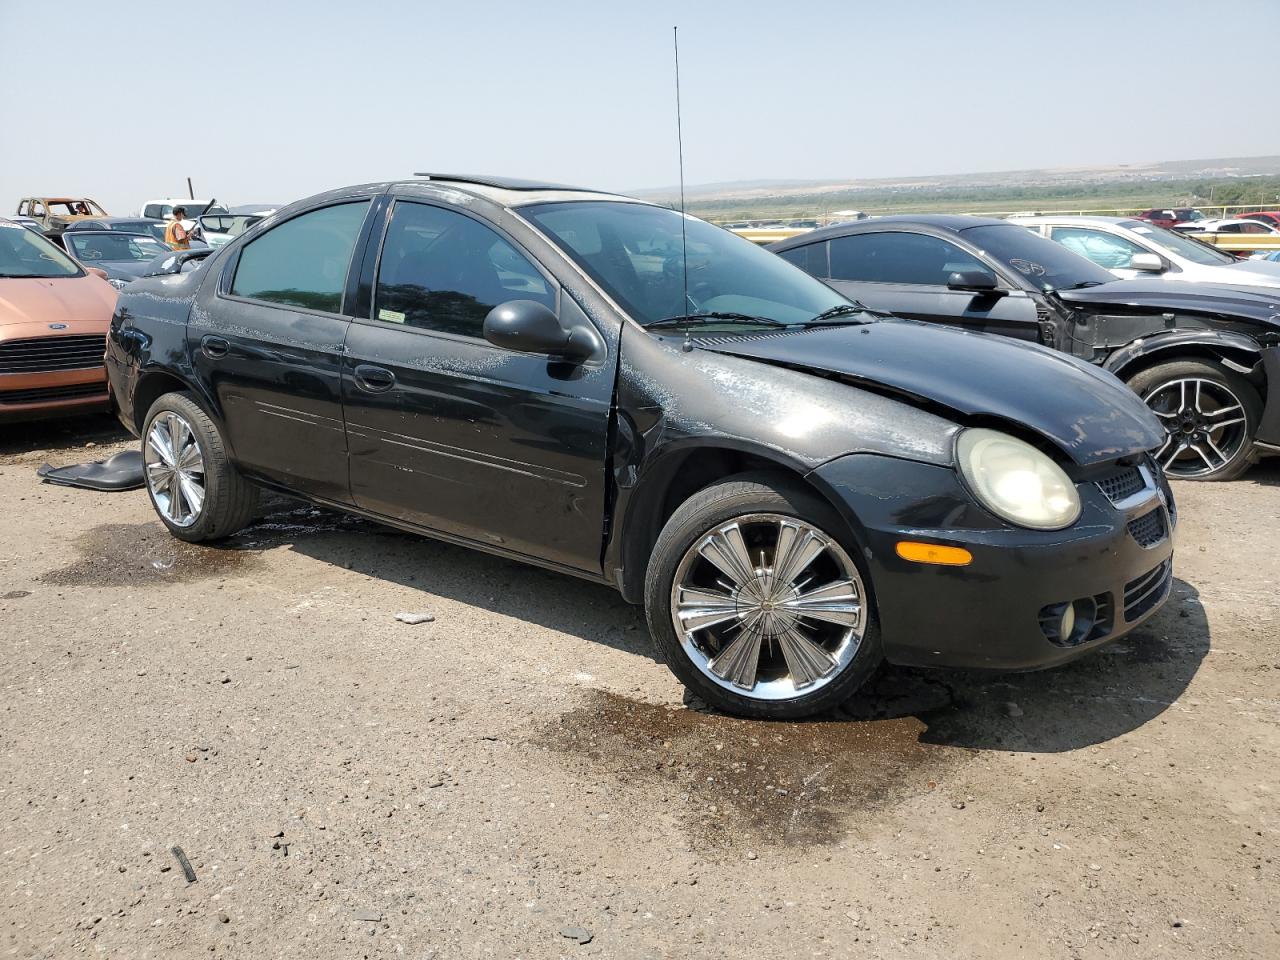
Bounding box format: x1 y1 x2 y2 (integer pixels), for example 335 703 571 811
372 201 553 338
828 232 982 285
230 201 370 313
778 241 830 278
143 204 164 219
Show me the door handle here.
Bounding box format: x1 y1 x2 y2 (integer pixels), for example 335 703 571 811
200 335 229 359
354 363 396 393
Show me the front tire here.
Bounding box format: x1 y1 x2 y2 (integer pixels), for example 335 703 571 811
142 391 258 542
1127 359 1261 481
644 473 882 719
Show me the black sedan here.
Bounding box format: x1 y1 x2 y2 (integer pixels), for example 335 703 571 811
771 216 1280 481
63 230 172 289
106 176 1173 718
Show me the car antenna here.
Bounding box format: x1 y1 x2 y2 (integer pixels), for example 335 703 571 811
673 25 693 353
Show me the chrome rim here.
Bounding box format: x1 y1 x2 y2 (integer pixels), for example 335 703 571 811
144 412 205 527
1144 377 1249 479
670 513 865 702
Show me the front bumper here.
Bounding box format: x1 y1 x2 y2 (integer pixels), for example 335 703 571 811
809 453 1175 671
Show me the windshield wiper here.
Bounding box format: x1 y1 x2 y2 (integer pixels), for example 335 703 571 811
803 303 876 325
645 312 789 330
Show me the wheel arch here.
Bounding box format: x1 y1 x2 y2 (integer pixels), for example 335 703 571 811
1103 330 1265 389
613 440 865 604
131 367 222 435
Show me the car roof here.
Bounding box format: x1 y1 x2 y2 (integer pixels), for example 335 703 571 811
1009 215 1134 225
769 214 1009 249
396 173 639 209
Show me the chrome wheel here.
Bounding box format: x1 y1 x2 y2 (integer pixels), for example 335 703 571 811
1144 377 1249 479
144 411 205 527
670 513 865 702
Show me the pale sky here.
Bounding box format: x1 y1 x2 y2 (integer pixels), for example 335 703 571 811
2 0 1277 216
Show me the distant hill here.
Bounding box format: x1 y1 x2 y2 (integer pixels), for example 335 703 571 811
635 155 1280 204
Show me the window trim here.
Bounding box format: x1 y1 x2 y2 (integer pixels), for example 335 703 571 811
353 197 574 356
217 198 375 320
825 228 1014 290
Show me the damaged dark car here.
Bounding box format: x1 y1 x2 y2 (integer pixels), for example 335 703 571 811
106 176 1175 718
770 216 1280 481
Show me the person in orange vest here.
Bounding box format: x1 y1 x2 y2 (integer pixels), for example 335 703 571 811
164 206 192 250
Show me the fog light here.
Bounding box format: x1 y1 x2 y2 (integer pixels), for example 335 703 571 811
1058 603 1076 643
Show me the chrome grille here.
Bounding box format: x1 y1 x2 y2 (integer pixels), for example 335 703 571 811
0 335 107 374
1127 508 1168 548
1095 465 1146 505
1124 560 1172 622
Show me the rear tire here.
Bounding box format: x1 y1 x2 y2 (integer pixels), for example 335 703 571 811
142 391 258 542
1126 359 1261 481
644 473 882 719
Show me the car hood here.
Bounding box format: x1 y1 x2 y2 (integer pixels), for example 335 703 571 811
0 273 117 326
696 319 1164 466
1216 258 1280 286
92 260 153 281
1056 277 1280 327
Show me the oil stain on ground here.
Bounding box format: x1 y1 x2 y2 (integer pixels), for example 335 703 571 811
39 503 377 588
542 688 963 852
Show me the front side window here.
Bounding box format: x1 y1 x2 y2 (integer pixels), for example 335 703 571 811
827 232 985 285
230 201 370 313
0 221 82 278
520 201 848 328
778 240 830 278
67 233 167 263
373 202 554 338
1050 227 1147 270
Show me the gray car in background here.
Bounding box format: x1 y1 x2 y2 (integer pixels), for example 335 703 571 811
62 231 172 289
1010 215 1280 288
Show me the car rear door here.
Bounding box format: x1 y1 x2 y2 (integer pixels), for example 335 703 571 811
340 198 615 574
793 230 1040 340
191 197 376 503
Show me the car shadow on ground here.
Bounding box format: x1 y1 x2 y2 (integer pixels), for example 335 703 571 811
0 414 127 459
839 576 1208 753
252 501 1205 753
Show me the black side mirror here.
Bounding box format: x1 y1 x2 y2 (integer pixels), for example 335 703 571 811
947 270 999 292
483 300 593 362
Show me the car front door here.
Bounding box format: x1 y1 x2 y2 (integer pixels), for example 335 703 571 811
341 199 615 574
191 198 375 503
815 230 1041 340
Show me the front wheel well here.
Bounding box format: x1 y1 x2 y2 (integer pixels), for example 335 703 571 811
1111 345 1266 397
615 447 850 604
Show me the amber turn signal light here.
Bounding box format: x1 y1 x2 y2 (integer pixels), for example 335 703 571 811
895 541 973 566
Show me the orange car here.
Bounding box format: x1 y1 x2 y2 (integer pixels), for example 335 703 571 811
0 218 118 422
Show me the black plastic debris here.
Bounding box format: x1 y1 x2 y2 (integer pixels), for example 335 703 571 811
36 450 145 492
170 845 197 883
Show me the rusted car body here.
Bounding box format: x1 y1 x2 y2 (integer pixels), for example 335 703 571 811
0 219 117 422
15 198 109 238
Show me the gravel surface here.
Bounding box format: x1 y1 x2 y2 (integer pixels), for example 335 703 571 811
1 415 1277 959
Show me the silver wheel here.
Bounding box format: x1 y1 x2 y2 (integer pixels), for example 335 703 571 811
1144 377 1249 479
670 513 865 702
144 411 205 527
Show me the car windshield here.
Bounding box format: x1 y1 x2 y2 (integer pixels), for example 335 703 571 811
962 223 1116 291
519 201 852 329
173 203 228 218
47 200 105 217
199 214 260 236
0 221 82 278
1120 220 1238 265
67 233 167 263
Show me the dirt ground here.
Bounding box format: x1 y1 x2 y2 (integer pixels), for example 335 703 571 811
1 415 1277 960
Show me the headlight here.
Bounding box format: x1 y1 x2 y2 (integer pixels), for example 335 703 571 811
108 277 130 290
957 428 1080 530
